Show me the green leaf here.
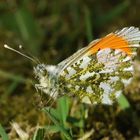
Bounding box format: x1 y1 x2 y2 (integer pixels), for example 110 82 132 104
57 96 70 125
0 124 9 140
32 127 45 140
44 125 61 133
43 107 72 140
44 107 60 121
118 94 130 110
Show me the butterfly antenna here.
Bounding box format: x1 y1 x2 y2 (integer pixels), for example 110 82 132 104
29 53 41 64
4 44 38 64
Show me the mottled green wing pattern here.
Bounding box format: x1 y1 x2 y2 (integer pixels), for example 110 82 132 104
59 48 133 104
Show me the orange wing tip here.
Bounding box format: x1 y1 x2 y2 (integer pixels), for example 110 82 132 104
87 27 140 56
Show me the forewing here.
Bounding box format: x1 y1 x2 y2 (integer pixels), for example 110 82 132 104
58 27 140 104
57 39 99 71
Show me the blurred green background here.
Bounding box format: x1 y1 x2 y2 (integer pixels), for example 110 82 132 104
0 0 140 139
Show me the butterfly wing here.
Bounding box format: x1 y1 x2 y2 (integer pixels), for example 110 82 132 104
58 27 140 104
57 39 99 71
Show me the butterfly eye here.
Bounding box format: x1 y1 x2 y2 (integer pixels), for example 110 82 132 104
34 64 47 78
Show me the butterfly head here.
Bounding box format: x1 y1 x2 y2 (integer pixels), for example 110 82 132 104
34 64 58 98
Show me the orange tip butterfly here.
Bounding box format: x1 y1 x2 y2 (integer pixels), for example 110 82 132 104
4 27 140 105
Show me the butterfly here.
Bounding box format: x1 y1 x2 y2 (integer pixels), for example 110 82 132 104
34 27 140 105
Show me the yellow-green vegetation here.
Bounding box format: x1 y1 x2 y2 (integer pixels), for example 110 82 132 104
0 0 140 139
